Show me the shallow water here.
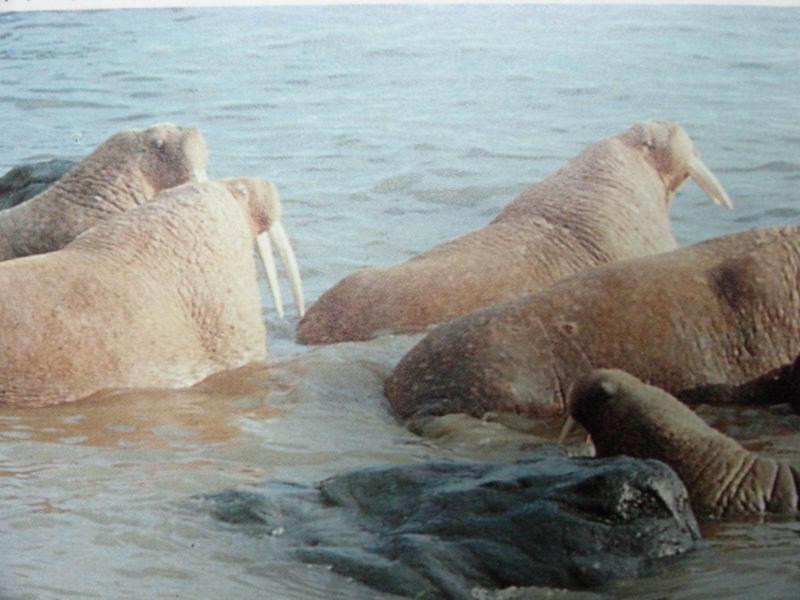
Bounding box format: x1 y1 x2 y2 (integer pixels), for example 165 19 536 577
1 5 800 599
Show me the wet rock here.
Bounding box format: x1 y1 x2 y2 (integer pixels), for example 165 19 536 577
204 455 700 599
0 159 76 210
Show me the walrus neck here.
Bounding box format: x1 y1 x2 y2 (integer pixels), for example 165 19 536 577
0 164 156 258
497 139 668 233
52 163 156 215
72 192 252 290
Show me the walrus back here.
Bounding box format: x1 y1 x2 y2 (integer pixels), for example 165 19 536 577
0 182 267 407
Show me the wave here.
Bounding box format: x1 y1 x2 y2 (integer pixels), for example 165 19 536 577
0 95 123 111
723 161 800 174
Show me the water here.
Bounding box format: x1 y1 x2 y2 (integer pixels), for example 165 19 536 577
1 5 800 599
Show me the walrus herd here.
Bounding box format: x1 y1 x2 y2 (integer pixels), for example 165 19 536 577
3 120 798 521
0 125 303 406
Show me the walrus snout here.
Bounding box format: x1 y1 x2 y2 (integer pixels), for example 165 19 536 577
222 177 305 319
182 126 209 183
138 123 209 189
558 372 622 444
567 369 627 427
624 120 733 209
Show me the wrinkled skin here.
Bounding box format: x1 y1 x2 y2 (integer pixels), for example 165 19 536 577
0 178 286 407
385 226 800 420
298 120 730 344
569 369 800 518
0 123 208 260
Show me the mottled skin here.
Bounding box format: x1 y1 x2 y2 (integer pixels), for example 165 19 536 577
569 369 800 518
298 121 725 344
385 226 800 420
0 123 207 260
0 178 282 407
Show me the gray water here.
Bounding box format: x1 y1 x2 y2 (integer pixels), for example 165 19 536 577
1 5 799 599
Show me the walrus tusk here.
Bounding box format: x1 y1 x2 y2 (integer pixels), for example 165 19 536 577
192 169 209 183
256 232 285 319
687 157 733 209
557 415 575 445
268 221 306 318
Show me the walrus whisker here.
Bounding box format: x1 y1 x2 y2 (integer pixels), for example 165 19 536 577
268 221 306 318
256 231 285 319
688 156 733 209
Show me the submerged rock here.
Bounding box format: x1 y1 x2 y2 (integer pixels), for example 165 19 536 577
205 454 700 599
0 159 76 210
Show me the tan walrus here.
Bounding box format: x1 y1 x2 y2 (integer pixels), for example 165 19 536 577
0 178 303 407
385 225 800 421
568 369 800 518
0 123 208 261
297 120 732 344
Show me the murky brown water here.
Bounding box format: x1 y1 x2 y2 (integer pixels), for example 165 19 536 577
3 331 799 599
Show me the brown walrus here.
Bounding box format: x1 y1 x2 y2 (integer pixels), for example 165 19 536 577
0 123 208 261
0 178 303 407
568 369 799 518
385 225 800 421
298 120 731 344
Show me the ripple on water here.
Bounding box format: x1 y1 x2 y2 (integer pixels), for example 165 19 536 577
109 112 161 123
12 21 90 30
0 95 125 111
554 85 602 97
412 185 498 207
722 160 800 174
371 173 418 194
729 61 772 70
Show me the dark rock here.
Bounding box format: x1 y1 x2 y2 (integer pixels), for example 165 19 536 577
204 455 701 599
0 159 76 210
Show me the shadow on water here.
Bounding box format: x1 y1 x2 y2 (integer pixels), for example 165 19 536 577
0 363 287 450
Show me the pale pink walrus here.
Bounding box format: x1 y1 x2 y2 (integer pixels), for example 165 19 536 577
0 123 208 261
297 120 732 344
0 178 303 407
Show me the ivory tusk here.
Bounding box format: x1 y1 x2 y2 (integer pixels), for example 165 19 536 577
192 169 209 183
256 232 285 319
268 221 306 318
557 415 576 445
687 156 733 210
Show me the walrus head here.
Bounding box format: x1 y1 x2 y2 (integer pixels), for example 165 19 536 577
561 368 717 460
222 177 305 319
621 120 733 209
91 123 209 197
138 123 209 188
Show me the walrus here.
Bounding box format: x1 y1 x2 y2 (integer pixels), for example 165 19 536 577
297 120 732 344
568 369 800 518
0 177 303 407
385 225 800 421
0 123 208 261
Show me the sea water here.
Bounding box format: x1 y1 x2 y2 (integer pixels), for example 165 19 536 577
1 5 799 599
